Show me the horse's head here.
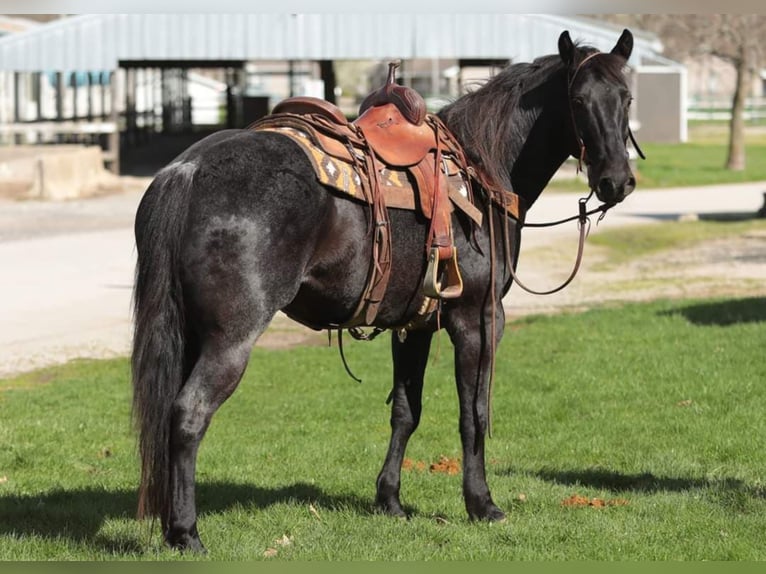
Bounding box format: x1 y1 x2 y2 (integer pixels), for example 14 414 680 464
559 29 637 205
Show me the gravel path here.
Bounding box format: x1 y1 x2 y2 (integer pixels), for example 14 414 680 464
1 180 764 378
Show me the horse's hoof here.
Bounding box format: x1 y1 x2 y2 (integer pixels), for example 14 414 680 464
487 506 507 522
468 504 506 523
375 498 408 519
166 532 207 554
490 511 508 524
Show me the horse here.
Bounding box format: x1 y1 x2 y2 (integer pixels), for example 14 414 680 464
131 29 638 551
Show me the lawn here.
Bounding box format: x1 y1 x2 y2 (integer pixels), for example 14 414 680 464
1 297 766 560
633 141 766 188
549 124 766 190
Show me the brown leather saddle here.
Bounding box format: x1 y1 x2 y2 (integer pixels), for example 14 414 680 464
253 62 474 327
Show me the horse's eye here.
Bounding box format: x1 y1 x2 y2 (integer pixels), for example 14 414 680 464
572 97 585 108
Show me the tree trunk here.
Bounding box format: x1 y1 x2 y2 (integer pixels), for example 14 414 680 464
726 54 749 171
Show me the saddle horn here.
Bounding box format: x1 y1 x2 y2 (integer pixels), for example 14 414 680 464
358 61 428 126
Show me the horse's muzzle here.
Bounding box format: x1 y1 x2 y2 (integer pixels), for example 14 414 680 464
596 174 635 204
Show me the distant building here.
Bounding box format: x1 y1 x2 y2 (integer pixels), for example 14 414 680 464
0 13 687 176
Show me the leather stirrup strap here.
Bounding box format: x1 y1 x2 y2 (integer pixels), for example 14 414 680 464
423 122 463 300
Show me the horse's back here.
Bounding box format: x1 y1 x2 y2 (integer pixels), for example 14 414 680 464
138 129 375 333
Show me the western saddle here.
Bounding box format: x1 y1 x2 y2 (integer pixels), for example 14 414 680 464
250 62 518 330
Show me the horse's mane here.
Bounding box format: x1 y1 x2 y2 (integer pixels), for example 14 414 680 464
439 44 628 193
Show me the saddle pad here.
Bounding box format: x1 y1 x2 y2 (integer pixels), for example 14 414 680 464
260 125 477 220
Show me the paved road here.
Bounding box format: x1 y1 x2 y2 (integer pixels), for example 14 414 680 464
520 181 766 248
0 188 144 377
1 180 764 377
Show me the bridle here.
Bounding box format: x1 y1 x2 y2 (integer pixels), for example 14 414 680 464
566 51 645 175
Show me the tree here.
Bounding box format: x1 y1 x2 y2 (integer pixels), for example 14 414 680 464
595 14 766 171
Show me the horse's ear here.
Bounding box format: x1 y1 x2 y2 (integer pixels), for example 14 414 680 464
558 31 575 66
611 29 633 61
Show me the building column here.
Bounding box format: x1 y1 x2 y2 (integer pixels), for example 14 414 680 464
108 70 120 175
319 60 336 104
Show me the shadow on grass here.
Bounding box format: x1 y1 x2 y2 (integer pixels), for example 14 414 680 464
626 211 765 223
520 467 766 511
659 296 766 326
697 213 765 222
530 467 734 492
0 481 375 555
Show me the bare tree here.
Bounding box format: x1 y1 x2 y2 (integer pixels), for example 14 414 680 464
595 14 766 170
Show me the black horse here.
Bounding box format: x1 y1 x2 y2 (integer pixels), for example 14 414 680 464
132 29 638 551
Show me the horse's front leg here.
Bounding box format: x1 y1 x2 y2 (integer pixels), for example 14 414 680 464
446 307 506 522
375 329 433 517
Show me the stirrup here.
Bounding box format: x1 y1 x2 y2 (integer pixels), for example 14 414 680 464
423 247 463 299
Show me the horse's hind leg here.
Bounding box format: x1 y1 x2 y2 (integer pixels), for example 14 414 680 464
375 330 433 517
165 327 263 551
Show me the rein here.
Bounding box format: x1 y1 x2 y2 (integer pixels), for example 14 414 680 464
504 193 613 296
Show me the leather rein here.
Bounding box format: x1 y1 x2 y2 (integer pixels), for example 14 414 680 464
502 193 610 296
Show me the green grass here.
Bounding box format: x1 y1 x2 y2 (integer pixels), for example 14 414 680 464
549 124 766 191
633 142 766 188
587 218 766 266
548 142 766 191
2 297 766 560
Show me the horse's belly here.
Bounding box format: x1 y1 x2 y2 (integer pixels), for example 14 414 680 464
283 207 432 331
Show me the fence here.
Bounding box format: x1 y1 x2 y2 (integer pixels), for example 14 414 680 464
688 97 766 122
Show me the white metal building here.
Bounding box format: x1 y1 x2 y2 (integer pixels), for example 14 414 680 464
0 14 666 69
0 14 685 174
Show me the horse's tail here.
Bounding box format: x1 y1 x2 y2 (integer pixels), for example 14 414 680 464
131 161 197 527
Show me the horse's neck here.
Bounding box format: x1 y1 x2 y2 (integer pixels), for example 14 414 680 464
441 71 574 210
509 106 572 208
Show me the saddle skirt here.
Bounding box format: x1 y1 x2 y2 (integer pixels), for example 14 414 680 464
254 122 480 224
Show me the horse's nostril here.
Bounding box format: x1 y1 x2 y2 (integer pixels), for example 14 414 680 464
598 178 615 196
627 176 636 188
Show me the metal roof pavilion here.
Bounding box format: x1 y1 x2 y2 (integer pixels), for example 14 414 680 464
0 13 664 71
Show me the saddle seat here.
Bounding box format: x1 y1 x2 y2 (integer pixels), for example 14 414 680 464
271 97 434 168
354 61 431 166
353 104 436 167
